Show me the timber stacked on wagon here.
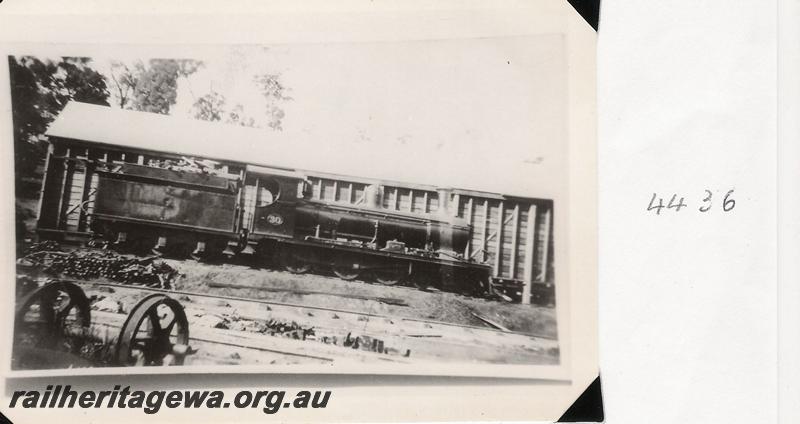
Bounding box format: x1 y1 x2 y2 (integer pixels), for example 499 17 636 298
34 102 554 305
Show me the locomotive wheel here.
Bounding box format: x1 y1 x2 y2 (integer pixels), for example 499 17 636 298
372 266 405 286
278 248 313 274
14 281 91 353
409 266 442 290
115 294 190 366
333 267 360 280
332 255 361 281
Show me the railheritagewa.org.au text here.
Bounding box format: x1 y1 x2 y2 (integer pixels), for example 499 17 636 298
9 385 331 415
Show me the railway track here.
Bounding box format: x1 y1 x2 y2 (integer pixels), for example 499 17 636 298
12 271 558 368
70 279 557 341
84 312 413 366
64 279 559 366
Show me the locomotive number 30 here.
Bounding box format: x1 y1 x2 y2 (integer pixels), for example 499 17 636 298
266 214 284 226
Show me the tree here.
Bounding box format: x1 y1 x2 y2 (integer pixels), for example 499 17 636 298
253 73 292 131
192 91 226 122
108 61 137 109
107 58 203 114
109 57 290 130
191 91 258 128
225 104 257 128
9 56 109 178
131 59 202 114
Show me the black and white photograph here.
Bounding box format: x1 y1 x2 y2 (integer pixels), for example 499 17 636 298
2 0 599 384
0 1 606 421
0 0 795 422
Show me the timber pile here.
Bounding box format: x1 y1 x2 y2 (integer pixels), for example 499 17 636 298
22 240 61 256
262 319 316 339
189 310 405 356
147 156 221 175
206 312 317 340
18 245 178 289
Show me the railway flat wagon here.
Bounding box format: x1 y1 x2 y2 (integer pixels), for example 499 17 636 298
34 102 554 304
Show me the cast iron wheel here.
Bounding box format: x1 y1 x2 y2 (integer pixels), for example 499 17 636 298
14 281 91 353
115 294 190 366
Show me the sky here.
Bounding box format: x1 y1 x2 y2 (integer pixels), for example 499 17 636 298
81 36 567 198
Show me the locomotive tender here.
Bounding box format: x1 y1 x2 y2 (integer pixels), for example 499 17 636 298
34 102 515 296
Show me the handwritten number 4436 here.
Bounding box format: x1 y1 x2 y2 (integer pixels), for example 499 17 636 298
648 190 735 215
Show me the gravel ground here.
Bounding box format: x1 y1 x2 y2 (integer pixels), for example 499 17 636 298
14 250 560 367
168 260 558 338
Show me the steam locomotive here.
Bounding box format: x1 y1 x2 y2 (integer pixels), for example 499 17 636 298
36 143 493 296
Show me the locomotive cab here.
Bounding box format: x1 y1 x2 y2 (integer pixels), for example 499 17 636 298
242 165 305 240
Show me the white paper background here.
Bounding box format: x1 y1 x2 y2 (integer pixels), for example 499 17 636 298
778 0 800 423
599 0 779 423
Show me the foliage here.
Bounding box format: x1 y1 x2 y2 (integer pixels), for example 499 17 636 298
226 104 257 128
192 91 226 122
192 91 257 128
191 73 291 130
9 53 292 187
107 58 203 114
107 61 137 109
8 56 109 178
253 73 292 131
